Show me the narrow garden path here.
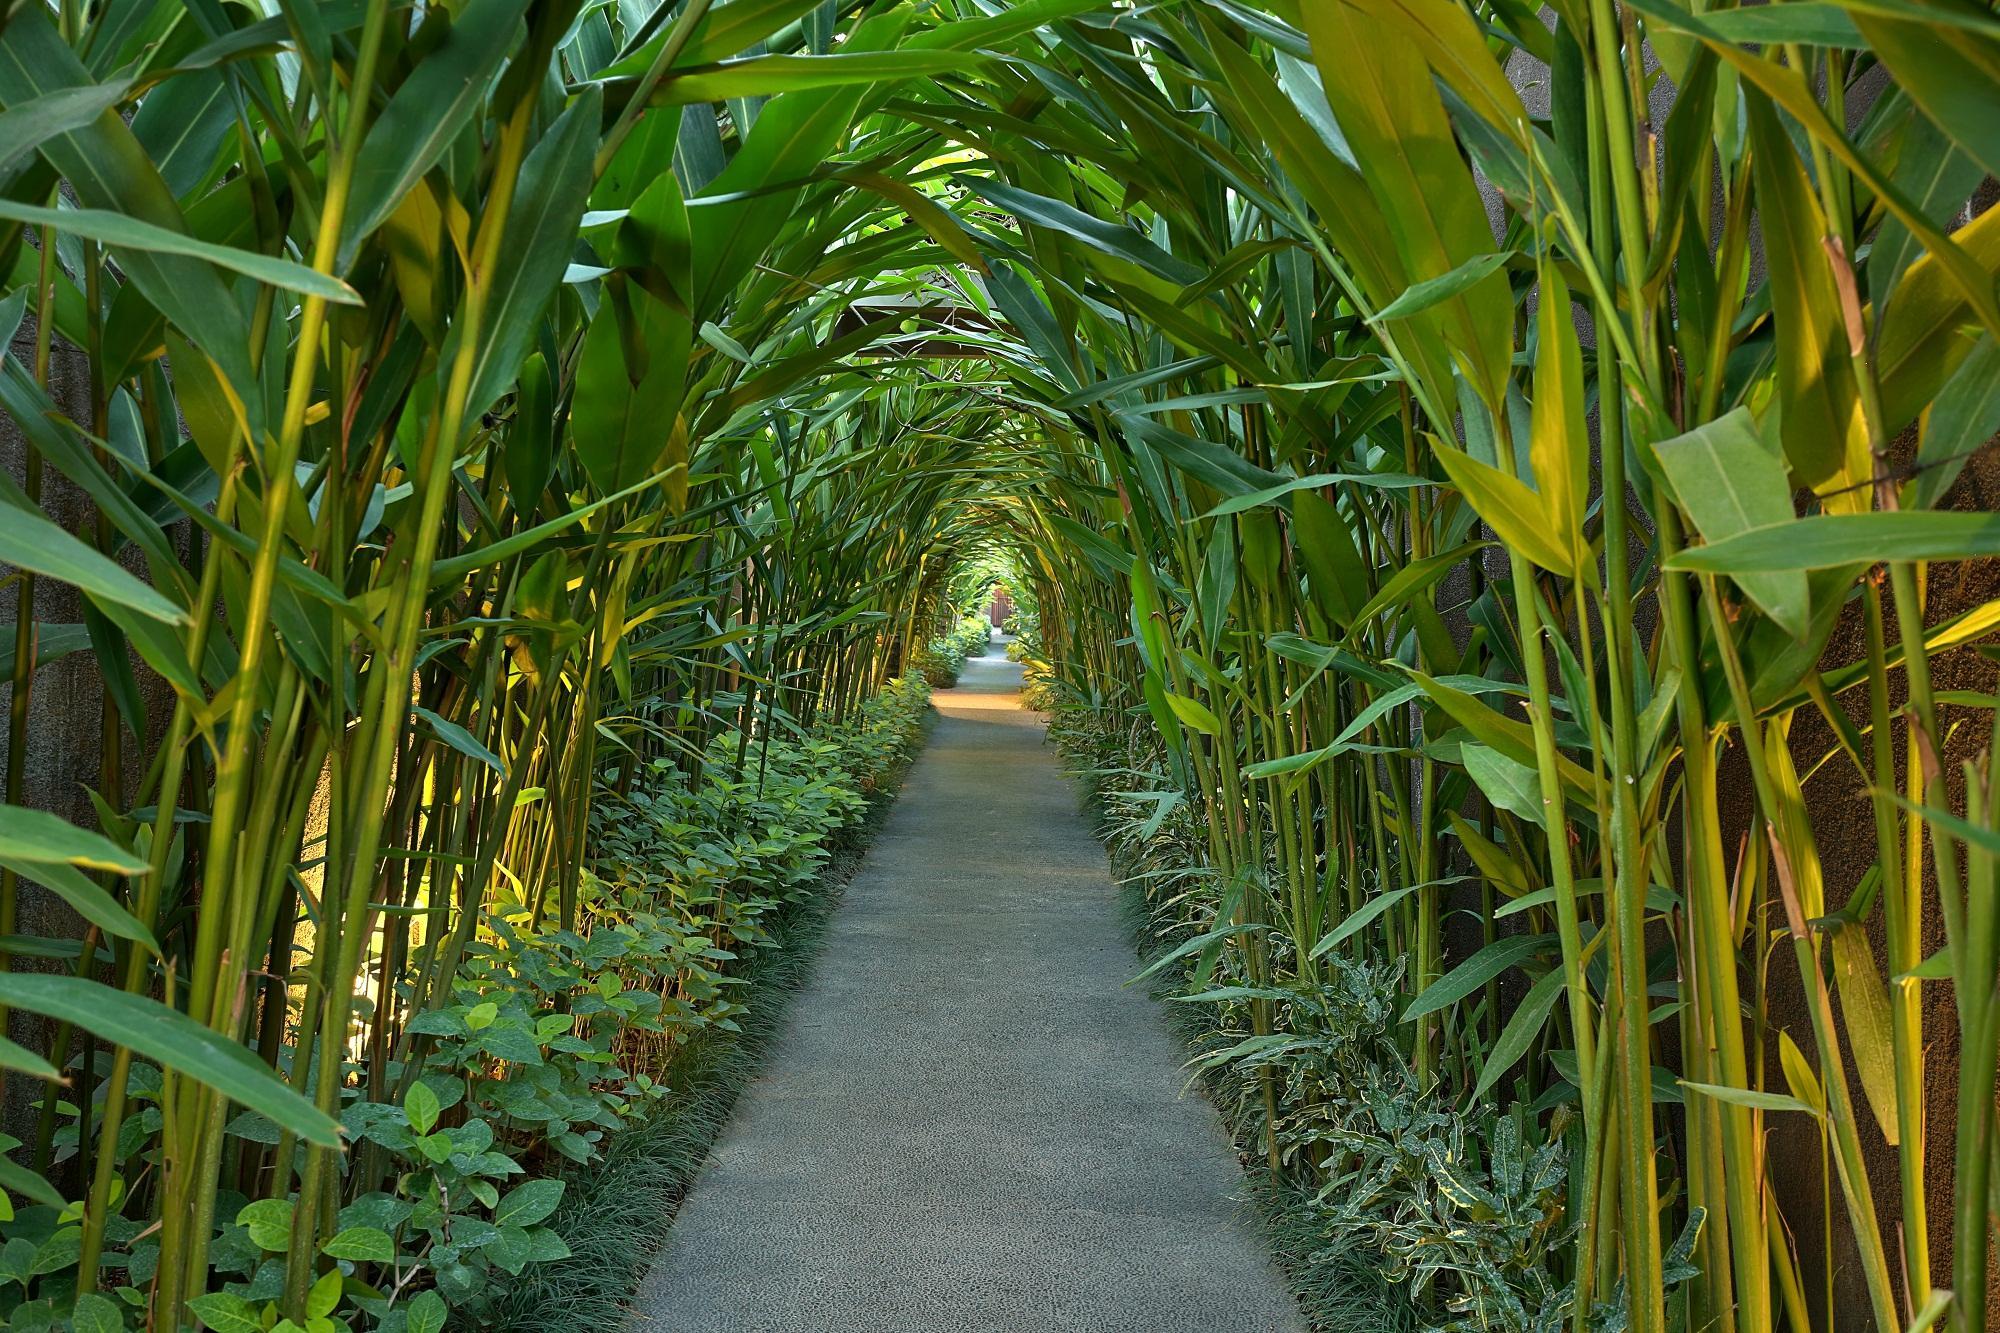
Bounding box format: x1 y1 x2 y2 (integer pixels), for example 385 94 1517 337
631 640 1304 1332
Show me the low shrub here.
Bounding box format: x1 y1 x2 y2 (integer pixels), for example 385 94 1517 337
910 616 992 688
1044 691 1698 1332
0 680 932 1333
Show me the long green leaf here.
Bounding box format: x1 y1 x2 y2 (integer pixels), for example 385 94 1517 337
0 198 360 303
652 50 986 103
0 77 132 176
0 499 185 625
339 0 535 267
1402 932 1553 1021
1654 408 1810 637
0 804 145 874
0 974 341 1146
1666 512 2000 573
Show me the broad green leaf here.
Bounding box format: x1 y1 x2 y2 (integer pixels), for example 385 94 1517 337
0 855 156 950
405 1290 448 1333
1348 0 1531 134
1309 876 1469 959
493 1177 564 1228
462 87 601 420
1654 407 1810 638
413 706 502 774
962 178 1204 287
1630 0 2000 347
1243 746 1336 781
0 198 358 303
1196 524 1237 644
1477 830 1560 914
0 1035 60 1081
905 0 1110 53
404 1079 440 1137
1850 11 2000 182
1403 932 1553 1021
685 7 913 316
1347 541 1485 629
653 50 985 103
339 0 535 267
1460 742 1543 826
0 974 340 1145
1128 554 1168 671
1163 692 1222 737
569 283 692 494
1910 334 2000 511
1693 3 1862 43
506 352 556 509
1473 965 1565 1100
1407 668 1594 795
69 1292 123 1333
681 0 825 63
1827 921 1899 1145
187 1293 264 1333
1778 1030 1825 1111
983 262 1082 395
307 1267 342 1320
0 1156 62 1208
1679 1080 1823 1119
0 10 256 398
234 1192 292 1248
1866 106 1982 322
1432 438 1572 578
1878 202 2000 433
0 804 145 874
0 359 187 591
1666 512 2000 573
600 0 822 74
1203 23 1435 403
1201 470 1424 520
1289 490 1368 626
1371 250 1514 323
1745 93 1866 501
1120 414 1285 498
0 78 132 177
1526 267 1587 572
129 65 234 198
1300 0 1512 410
431 460 698 587
1130 921 1266 988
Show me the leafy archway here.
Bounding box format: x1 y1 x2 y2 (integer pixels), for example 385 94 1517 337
0 0 1997 1329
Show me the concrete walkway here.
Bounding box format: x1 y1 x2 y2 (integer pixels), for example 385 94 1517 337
631 642 1304 1332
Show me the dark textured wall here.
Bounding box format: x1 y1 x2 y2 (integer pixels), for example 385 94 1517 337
0 311 181 1141
1483 38 2000 1327
1739 443 2000 1331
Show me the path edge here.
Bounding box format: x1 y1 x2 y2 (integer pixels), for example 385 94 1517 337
488 712 935 1333
1064 764 1409 1333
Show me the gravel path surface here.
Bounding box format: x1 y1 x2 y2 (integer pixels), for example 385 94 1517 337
630 642 1304 1332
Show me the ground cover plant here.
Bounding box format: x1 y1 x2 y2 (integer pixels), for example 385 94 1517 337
0 0 1996 1329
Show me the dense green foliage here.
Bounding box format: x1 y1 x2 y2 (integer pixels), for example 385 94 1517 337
1 0 1997 1329
911 615 994 688
982 2 2000 1326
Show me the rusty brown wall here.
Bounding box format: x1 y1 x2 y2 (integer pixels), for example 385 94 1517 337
1734 446 2000 1332
0 313 182 1141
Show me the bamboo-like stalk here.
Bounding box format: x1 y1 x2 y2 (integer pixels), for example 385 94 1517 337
0 3 1996 1330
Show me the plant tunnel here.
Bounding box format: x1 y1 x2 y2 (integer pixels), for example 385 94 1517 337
0 0 1996 1328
